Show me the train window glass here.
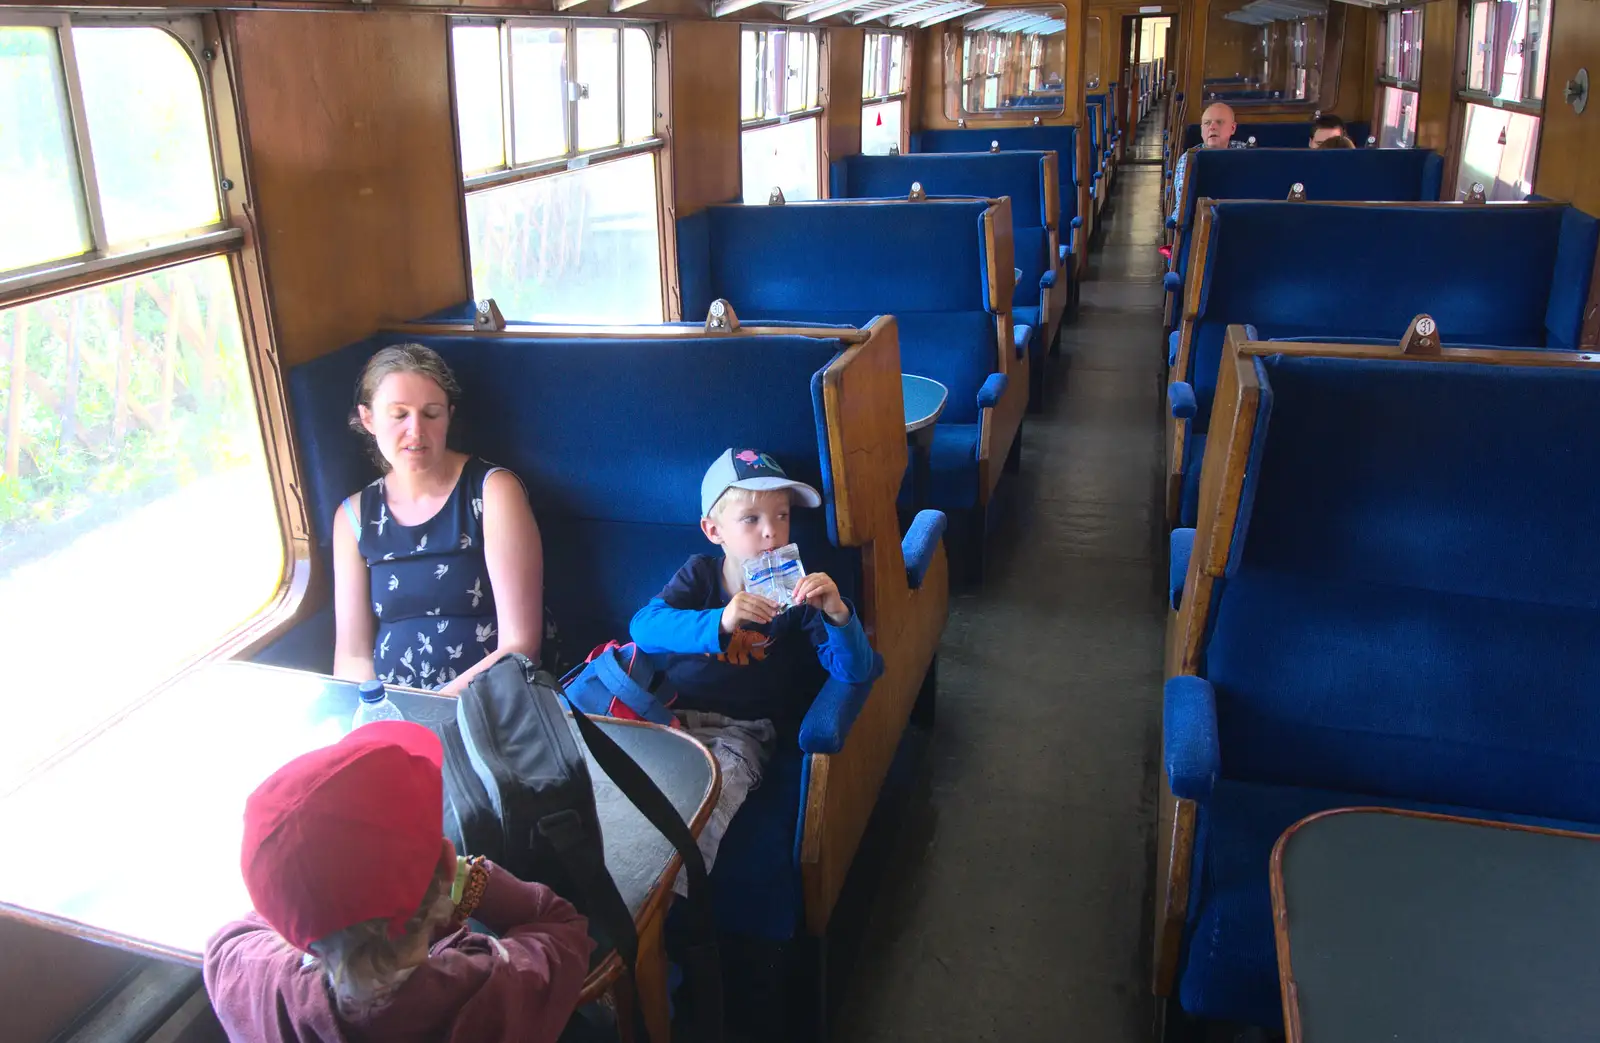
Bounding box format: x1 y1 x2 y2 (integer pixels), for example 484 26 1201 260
453 25 507 175
0 27 88 273
1 255 282 787
1454 103 1538 200
72 28 220 249
741 27 821 121
862 30 906 100
465 152 663 322
1 17 284 787
741 117 819 203
862 100 903 156
740 27 821 202
862 30 908 156
1381 8 1421 85
1376 85 1418 148
576 27 620 152
623 27 654 143
1464 0 1548 103
509 26 568 165
454 19 658 175
453 18 664 323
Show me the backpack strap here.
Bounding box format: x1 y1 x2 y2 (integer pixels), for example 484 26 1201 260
590 647 677 726
565 702 724 1043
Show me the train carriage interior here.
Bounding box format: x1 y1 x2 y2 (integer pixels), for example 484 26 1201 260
2 0 1598 1038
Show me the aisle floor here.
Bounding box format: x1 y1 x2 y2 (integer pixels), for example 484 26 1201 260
836 121 1170 1042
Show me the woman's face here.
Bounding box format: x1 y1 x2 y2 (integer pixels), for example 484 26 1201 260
360 370 452 475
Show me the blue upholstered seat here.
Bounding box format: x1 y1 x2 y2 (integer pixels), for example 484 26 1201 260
910 127 1083 255
263 329 885 942
1168 353 1600 1027
677 201 1012 523
1164 147 1446 326
1170 202 1600 527
827 152 1067 408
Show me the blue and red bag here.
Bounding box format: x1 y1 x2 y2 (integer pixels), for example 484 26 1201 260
559 641 681 728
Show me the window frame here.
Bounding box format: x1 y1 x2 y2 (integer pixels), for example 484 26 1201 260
0 13 310 740
861 29 909 156
451 17 663 195
739 25 823 131
1453 0 1549 115
0 13 238 295
1448 0 1548 197
1375 7 1422 91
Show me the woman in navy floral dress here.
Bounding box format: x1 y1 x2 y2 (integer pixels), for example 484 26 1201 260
331 344 548 692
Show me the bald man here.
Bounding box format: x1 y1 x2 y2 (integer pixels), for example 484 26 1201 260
1170 102 1245 224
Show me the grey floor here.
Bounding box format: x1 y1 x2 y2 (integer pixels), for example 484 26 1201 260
836 119 1170 1042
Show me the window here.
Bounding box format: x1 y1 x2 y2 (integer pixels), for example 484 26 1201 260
1455 105 1539 200
862 30 907 156
1375 9 1421 148
1464 0 1548 104
740 27 821 203
451 20 663 323
0 18 283 788
1454 0 1548 200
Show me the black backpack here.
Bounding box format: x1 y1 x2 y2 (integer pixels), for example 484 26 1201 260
438 653 722 1043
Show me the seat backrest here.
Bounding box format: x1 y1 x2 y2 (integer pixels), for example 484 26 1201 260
1085 96 1105 154
287 330 855 652
909 126 1081 228
1204 351 1600 822
829 151 1055 229
1183 201 1598 431
1181 121 1373 151
677 200 1004 423
1172 147 1445 284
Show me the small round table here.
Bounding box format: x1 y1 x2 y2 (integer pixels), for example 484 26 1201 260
902 373 948 513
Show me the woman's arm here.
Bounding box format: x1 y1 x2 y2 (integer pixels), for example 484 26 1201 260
439 470 543 694
332 495 378 683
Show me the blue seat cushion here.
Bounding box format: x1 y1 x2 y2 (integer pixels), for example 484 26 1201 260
1181 778 1600 1027
898 423 982 512
709 748 804 939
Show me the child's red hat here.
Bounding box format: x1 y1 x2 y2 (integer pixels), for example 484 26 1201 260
240 721 443 951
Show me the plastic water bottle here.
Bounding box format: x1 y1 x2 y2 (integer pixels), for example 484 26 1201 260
353 680 404 728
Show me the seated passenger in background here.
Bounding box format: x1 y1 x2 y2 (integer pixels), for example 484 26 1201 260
204 721 593 1043
332 344 551 692
1171 101 1246 224
1309 113 1348 147
1317 134 1357 150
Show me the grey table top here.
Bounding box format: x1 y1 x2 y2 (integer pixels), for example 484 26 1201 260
0 662 715 965
1274 807 1600 1043
902 373 948 434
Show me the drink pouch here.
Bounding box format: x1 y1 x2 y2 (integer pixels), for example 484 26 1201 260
742 544 805 608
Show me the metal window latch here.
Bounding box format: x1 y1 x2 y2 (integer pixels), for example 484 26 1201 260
569 83 590 102
1567 68 1589 114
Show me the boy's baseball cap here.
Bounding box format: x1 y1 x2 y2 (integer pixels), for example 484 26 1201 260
240 721 445 951
701 448 822 518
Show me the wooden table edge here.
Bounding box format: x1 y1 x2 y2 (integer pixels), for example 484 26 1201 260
1270 805 1600 1043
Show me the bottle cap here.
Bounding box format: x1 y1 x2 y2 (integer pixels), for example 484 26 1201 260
359 680 386 703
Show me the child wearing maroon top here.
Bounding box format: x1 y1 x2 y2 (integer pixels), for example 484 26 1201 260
202 721 594 1043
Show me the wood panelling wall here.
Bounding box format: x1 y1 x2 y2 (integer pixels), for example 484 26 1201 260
1533 0 1600 216
823 26 866 179
662 20 742 215
1413 0 1461 154
228 11 468 368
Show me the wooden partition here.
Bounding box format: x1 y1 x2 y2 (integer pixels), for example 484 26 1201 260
228 11 468 368
823 26 866 181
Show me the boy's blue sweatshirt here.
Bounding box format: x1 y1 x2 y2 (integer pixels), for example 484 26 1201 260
629 553 877 732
